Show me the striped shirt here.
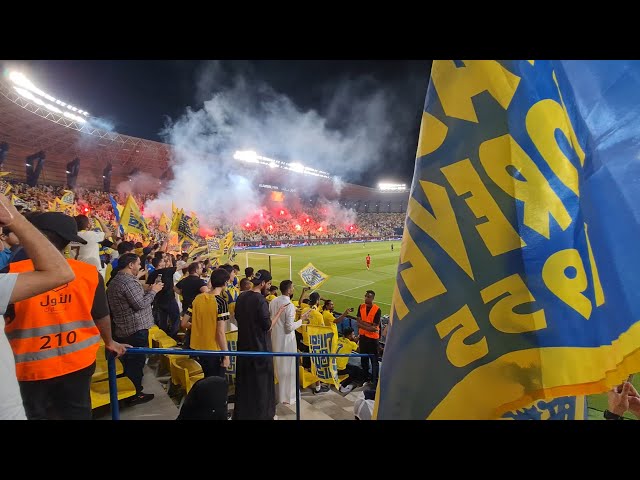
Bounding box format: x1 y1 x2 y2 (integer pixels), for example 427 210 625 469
187 294 229 320
107 272 156 338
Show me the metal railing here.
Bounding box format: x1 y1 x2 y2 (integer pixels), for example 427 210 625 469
106 347 374 420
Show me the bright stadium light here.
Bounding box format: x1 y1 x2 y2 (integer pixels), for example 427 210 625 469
378 182 407 191
234 150 259 163
233 150 331 178
9 72 35 90
9 71 91 118
289 162 304 173
14 86 37 102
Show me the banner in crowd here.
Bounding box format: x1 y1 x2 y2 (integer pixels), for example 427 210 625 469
60 190 75 205
206 236 221 255
178 212 196 242
307 324 340 388
222 231 234 254
109 195 125 236
225 330 238 385
376 60 640 420
120 194 149 237
299 263 330 289
189 212 200 238
158 213 169 232
0 172 10 196
11 194 29 210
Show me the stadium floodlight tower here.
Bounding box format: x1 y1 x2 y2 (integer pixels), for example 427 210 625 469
0 142 9 170
25 150 46 187
66 157 80 190
102 163 112 192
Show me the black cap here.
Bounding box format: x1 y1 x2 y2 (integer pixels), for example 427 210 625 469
251 269 272 285
29 212 87 245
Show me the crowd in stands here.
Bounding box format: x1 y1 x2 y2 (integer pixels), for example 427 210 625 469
4 181 404 244
0 184 386 420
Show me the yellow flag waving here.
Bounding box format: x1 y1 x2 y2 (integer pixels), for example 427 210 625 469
299 263 330 289
60 190 75 205
158 213 169 232
120 194 149 237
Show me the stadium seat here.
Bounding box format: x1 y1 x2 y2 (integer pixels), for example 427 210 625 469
148 325 162 348
170 358 204 396
92 356 125 383
90 377 137 409
152 334 178 349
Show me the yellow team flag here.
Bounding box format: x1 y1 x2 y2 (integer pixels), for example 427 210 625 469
172 200 177 213
11 194 29 209
158 213 169 232
170 208 183 233
188 245 208 261
225 330 238 385
0 171 10 177
120 194 149 237
222 231 234 250
60 190 75 205
299 263 330 290
307 324 341 389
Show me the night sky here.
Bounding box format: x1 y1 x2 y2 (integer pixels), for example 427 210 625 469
16 60 432 187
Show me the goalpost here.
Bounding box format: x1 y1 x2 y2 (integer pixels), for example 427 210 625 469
245 251 293 284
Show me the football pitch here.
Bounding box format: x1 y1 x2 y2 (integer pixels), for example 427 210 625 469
242 240 399 316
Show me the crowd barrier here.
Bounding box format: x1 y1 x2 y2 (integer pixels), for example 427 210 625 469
106 347 374 421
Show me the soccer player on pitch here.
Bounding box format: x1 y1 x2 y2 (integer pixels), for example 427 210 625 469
366 254 371 270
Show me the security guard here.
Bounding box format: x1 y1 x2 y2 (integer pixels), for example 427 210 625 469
5 212 126 419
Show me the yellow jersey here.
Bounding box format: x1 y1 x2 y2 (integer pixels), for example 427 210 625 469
189 294 221 351
302 306 325 346
322 310 339 340
335 337 358 370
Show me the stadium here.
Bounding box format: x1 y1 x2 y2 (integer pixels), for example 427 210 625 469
2 62 638 422
0 67 412 420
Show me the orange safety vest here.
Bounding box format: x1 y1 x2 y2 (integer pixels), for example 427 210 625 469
358 303 380 339
6 259 101 381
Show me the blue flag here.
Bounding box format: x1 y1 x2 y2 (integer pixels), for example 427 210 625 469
109 195 125 236
376 60 640 420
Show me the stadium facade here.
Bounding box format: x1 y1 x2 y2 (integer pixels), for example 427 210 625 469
0 74 409 213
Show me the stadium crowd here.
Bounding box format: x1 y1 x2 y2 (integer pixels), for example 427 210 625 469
3 181 404 244
0 179 395 420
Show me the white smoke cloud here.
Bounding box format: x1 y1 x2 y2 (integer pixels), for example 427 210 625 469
117 171 159 197
146 61 413 228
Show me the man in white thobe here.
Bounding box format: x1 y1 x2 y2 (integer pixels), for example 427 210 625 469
270 280 303 405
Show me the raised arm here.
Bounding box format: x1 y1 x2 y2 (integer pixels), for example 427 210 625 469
0 195 75 303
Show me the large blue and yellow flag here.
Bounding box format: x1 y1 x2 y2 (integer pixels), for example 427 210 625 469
376 60 640 420
109 195 125 236
120 194 149 237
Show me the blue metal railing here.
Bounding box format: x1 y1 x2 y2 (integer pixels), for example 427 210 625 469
106 347 374 421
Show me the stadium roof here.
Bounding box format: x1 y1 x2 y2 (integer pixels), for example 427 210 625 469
0 76 171 189
0 73 409 208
